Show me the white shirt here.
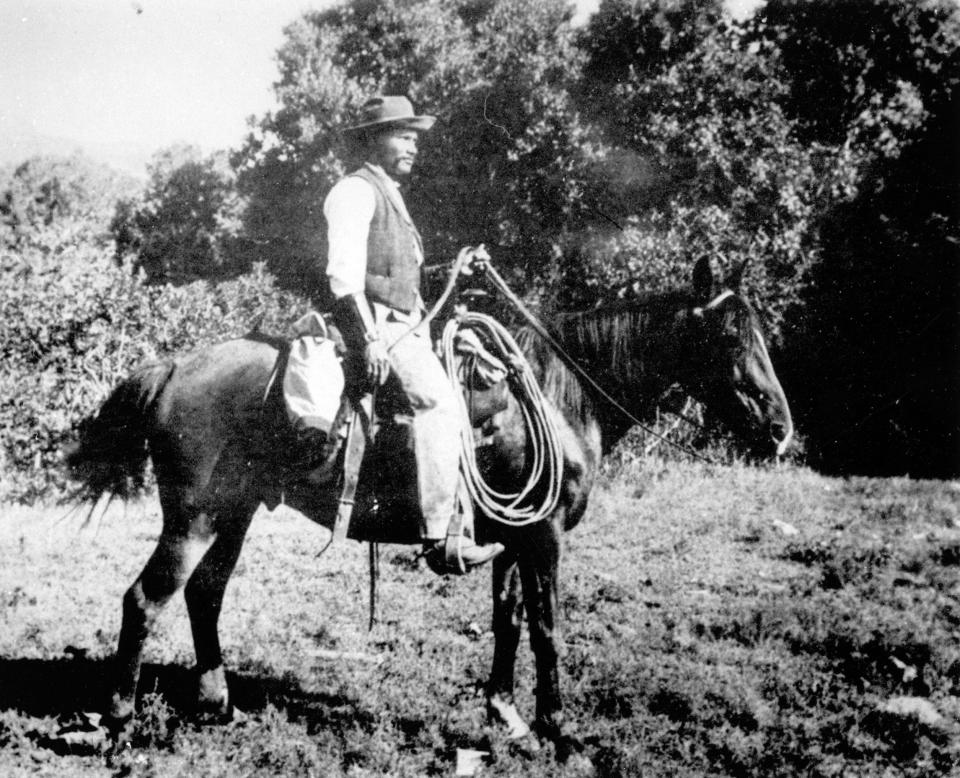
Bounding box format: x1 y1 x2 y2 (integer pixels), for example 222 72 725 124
323 163 423 300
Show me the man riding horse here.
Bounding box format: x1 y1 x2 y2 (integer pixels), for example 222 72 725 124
323 95 504 574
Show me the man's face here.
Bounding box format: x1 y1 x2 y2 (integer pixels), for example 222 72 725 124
368 127 419 178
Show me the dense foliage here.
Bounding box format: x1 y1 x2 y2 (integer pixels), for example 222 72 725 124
1 0 957 500
232 0 596 306
0 154 303 501
110 145 245 284
1 153 138 266
228 0 959 475
762 0 960 476
0 255 302 502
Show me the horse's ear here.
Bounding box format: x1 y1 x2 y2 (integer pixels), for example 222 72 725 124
726 258 749 291
692 254 721 303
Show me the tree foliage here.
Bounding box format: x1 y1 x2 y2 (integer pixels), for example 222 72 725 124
2 0 958 498
0 157 300 501
568 0 959 475
572 0 855 335
0 254 302 502
753 0 959 147
233 0 596 304
761 0 960 476
0 153 138 271
110 145 244 284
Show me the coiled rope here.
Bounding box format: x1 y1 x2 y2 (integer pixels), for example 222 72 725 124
440 312 565 526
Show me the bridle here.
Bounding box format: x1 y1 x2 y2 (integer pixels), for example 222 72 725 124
692 289 735 317
451 248 721 464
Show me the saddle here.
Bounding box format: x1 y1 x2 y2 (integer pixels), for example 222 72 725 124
273 312 510 546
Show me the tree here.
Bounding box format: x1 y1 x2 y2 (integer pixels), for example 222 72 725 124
749 0 960 147
233 0 597 307
224 0 958 475
0 152 138 272
760 0 960 476
112 145 244 284
572 1 833 337
577 0 725 146
792 94 960 476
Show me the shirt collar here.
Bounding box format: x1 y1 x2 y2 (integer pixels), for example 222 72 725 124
363 162 401 189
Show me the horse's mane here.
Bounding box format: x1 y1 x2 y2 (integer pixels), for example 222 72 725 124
517 292 691 425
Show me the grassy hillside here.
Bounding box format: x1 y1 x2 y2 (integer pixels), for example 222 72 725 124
1 460 959 776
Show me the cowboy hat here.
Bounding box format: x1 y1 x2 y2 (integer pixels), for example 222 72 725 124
344 95 436 133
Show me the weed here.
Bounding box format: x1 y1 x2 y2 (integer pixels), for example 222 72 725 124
245 705 330 776
131 690 178 750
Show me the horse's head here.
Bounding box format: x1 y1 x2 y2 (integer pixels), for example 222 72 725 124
677 256 794 458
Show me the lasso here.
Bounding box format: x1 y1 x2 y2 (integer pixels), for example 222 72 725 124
440 312 565 527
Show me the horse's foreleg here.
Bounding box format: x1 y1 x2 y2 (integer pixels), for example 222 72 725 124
487 552 530 738
184 507 254 718
517 523 568 747
109 521 215 728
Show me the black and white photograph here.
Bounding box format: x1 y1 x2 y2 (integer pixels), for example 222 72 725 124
1 0 958 775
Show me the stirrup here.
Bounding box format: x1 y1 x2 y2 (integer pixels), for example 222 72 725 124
422 527 504 576
444 507 469 575
444 531 468 576
424 475 504 575
423 536 496 576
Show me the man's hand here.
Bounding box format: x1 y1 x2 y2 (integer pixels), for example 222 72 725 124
364 340 391 386
455 244 490 277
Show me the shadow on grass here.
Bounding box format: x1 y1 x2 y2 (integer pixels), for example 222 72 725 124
0 656 375 731
0 656 115 716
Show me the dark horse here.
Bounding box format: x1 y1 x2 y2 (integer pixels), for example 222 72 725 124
66 256 792 753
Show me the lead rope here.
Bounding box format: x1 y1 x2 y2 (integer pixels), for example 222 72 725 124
441 313 565 526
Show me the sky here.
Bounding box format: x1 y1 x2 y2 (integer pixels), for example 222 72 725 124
0 0 761 175
0 0 325 170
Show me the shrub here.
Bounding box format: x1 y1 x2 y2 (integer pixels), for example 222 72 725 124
111 145 247 284
0 253 304 503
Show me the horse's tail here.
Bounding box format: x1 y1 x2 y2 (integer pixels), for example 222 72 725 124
64 361 175 501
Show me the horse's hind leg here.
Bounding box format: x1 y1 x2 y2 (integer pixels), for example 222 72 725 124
487 552 530 738
184 504 255 719
108 510 216 728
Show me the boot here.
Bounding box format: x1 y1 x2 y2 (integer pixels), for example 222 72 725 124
423 535 504 576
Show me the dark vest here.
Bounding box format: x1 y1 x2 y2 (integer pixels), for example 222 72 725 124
349 165 423 313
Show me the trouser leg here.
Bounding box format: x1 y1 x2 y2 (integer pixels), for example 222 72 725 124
385 325 460 541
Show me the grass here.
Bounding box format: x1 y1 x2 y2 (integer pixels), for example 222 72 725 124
1 460 959 776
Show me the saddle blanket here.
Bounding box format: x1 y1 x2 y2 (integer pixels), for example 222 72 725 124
283 312 344 434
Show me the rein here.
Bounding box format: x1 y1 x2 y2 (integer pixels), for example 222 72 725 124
472 253 717 464
384 245 716 542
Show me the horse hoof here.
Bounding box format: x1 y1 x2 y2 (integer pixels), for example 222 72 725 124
102 713 133 744
508 733 542 759
563 752 595 774
196 704 247 725
533 721 586 764
487 696 531 739
551 732 590 766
